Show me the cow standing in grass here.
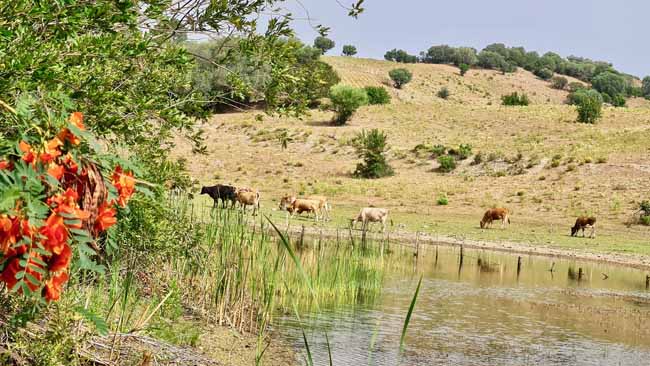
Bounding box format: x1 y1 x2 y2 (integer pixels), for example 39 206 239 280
200 184 237 208
571 216 596 238
480 208 510 229
279 196 320 222
351 207 389 233
279 195 331 222
236 189 260 215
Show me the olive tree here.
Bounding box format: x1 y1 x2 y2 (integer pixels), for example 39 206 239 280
342 44 358 56
389 68 413 89
314 36 336 54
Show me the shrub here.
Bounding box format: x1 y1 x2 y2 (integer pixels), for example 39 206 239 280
501 92 530 106
612 94 627 107
431 144 447 157
437 87 450 99
567 88 601 105
534 68 554 80
342 44 357 56
551 76 568 90
389 68 413 89
313 36 335 54
575 89 603 123
456 144 472 160
354 129 394 179
643 76 650 98
640 201 650 217
642 215 650 226
592 71 628 100
437 155 456 172
567 81 586 92
437 193 449 206
328 85 368 125
364 86 391 105
459 63 470 76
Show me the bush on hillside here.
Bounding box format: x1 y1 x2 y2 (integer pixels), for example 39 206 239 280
453 144 472 160
364 86 391 105
389 68 413 89
437 155 456 172
567 88 602 105
452 47 478 66
478 50 507 70
459 63 470 76
501 92 530 106
551 76 569 90
354 129 394 179
437 87 450 99
643 76 650 98
342 45 357 56
328 85 368 125
575 89 603 123
591 71 629 101
612 94 627 107
437 193 449 206
534 68 554 80
384 49 418 63
567 81 586 92
314 36 335 54
424 45 457 64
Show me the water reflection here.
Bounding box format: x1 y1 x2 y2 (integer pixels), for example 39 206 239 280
277 245 650 366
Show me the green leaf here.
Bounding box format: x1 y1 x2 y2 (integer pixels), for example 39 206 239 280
75 307 109 336
400 275 422 353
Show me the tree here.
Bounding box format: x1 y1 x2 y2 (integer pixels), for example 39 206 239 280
483 43 509 58
452 47 478 66
424 45 456 64
384 49 418 63
459 63 470 76
328 85 368 125
591 71 628 100
389 68 413 89
342 45 358 56
567 82 586 92
364 86 391 105
354 129 394 179
502 92 530 106
551 76 569 90
478 51 507 70
643 76 650 98
314 36 336 54
575 89 603 123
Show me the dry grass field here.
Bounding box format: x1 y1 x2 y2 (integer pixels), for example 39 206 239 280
173 56 650 256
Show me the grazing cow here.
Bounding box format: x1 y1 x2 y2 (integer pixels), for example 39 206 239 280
236 189 260 215
200 184 237 208
279 196 320 222
571 216 596 238
480 208 510 229
279 195 331 221
351 207 389 232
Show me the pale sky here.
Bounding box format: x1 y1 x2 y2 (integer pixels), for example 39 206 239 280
282 0 649 77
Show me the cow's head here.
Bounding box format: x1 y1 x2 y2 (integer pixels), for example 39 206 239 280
570 225 578 237
200 186 207 195
279 195 295 210
480 220 486 229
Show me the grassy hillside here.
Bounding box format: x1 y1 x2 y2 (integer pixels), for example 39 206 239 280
173 56 650 255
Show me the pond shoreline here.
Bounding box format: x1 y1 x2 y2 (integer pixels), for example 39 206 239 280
276 223 650 271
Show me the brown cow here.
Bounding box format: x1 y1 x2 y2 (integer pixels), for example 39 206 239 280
571 216 596 238
279 196 320 222
480 208 510 229
236 189 260 215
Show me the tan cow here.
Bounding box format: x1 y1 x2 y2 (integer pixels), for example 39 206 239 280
351 207 389 232
279 196 320 222
279 195 331 221
236 189 260 215
571 216 596 238
480 208 510 229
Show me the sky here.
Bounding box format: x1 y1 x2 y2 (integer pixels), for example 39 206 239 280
280 0 649 77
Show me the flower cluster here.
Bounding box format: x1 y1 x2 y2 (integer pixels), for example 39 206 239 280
0 112 136 301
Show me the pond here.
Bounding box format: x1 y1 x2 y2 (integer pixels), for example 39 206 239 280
276 244 650 366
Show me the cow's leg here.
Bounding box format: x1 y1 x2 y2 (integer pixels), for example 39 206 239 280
589 225 596 239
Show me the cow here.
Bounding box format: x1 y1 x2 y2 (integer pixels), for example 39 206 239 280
350 207 389 233
279 195 331 221
200 184 237 208
571 216 596 238
279 196 320 222
236 188 260 215
480 208 510 229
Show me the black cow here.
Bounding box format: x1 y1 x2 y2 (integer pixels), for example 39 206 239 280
200 184 237 208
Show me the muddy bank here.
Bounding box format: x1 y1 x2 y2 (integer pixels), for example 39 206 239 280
276 224 650 271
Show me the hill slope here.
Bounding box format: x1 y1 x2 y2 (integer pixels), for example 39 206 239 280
173 57 650 255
